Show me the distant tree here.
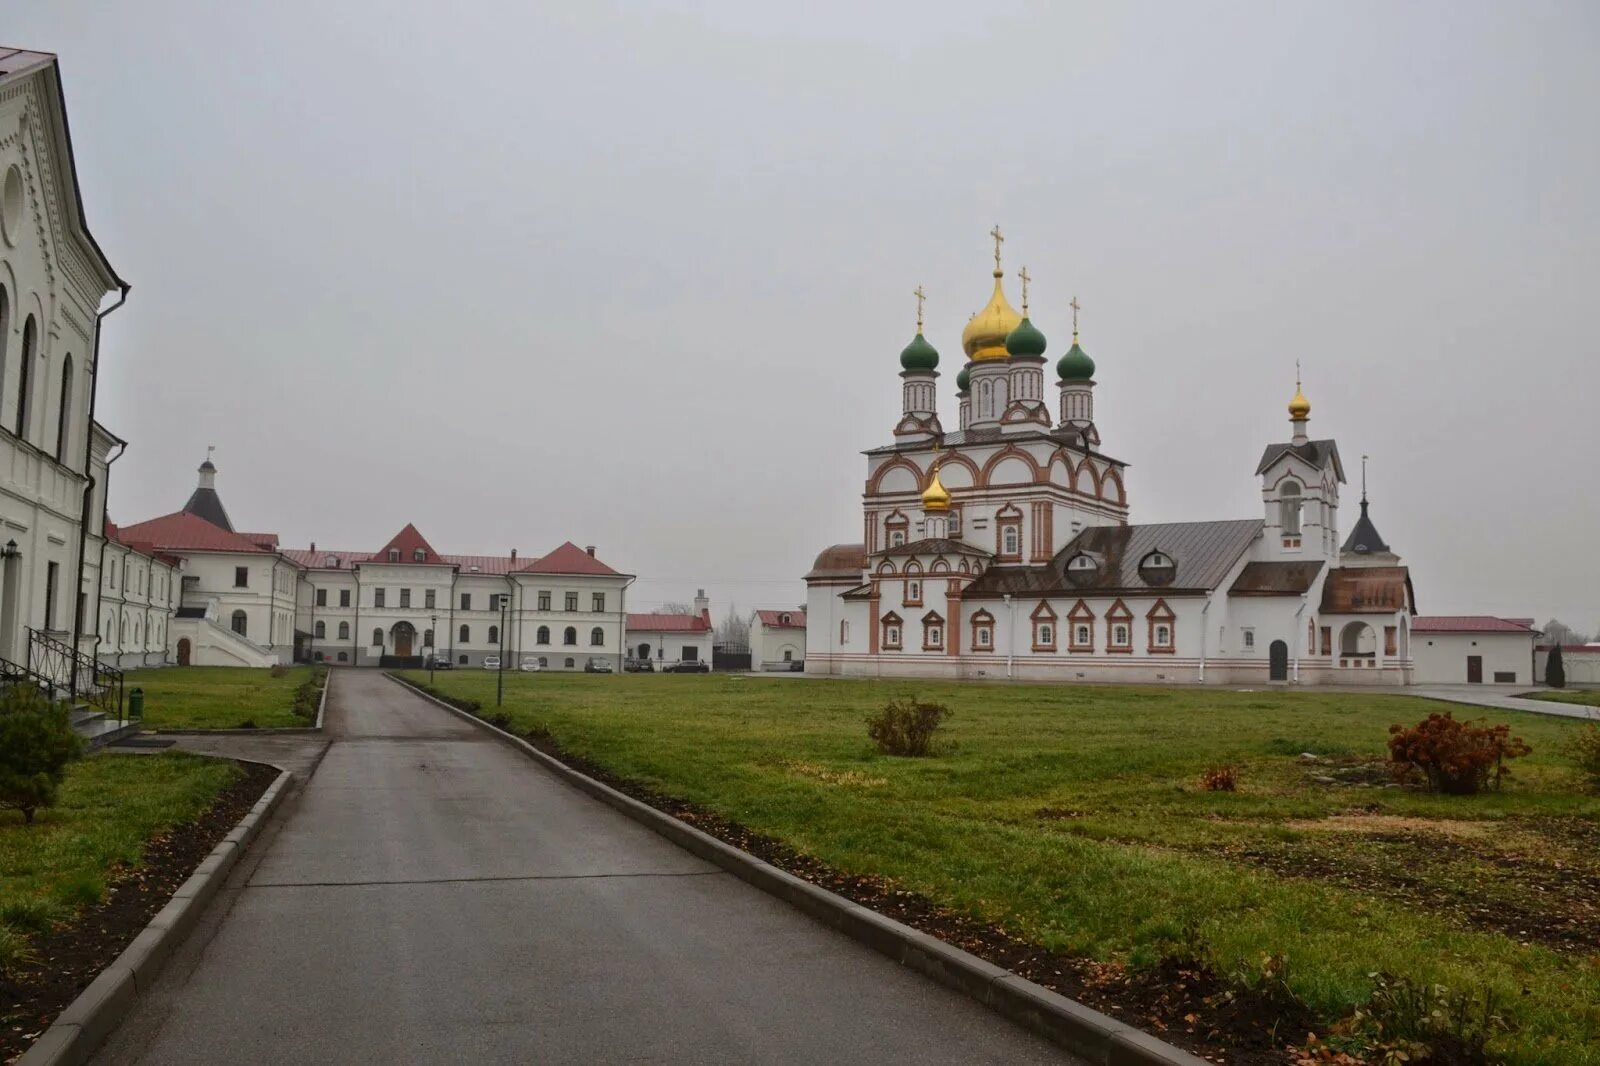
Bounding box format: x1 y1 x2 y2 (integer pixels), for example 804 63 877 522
657 602 694 615
0 687 83 825
1542 619 1587 647
716 604 751 646
1546 644 1566 689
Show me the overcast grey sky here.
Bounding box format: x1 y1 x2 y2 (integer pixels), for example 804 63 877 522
9 1 1598 625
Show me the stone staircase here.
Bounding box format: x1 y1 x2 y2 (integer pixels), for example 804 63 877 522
70 704 141 750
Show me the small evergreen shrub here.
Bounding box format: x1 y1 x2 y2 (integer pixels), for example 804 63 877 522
269 663 290 679
1200 765 1238 792
1546 644 1566 688
483 711 513 731
1352 973 1509 1063
867 698 951 757
1565 723 1600 792
1387 712 1530 795
0 686 83 824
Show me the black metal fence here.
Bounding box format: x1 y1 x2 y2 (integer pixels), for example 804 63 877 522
27 627 128 722
713 643 752 672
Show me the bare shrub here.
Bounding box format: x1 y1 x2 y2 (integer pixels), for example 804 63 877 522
1387 712 1530 795
1200 765 1238 792
867 698 950 757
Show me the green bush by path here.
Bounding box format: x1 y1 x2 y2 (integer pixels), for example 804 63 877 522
0 687 83 823
399 670 1600 1063
0 752 238 972
125 665 321 730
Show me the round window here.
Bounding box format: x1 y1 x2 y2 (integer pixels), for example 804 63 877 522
1 165 23 247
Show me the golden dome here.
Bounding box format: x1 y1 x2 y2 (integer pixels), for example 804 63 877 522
921 466 951 513
961 271 1023 362
1288 386 1311 419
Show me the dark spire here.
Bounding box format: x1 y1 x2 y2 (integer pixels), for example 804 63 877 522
182 449 234 531
1341 499 1389 554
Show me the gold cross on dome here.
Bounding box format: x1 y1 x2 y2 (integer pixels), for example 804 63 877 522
1069 295 1081 337
989 224 1004 272
1017 266 1031 315
913 284 926 332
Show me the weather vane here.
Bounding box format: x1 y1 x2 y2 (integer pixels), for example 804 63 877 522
989 224 1004 273
1017 266 1031 316
913 284 926 332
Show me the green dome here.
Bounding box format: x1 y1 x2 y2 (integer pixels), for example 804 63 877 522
1005 317 1047 358
955 366 971 392
899 331 939 372
1057 341 1095 381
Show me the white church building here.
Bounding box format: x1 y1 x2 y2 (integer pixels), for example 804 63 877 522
805 233 1417 686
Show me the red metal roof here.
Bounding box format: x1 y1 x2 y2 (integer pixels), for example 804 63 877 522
116 511 273 554
1412 616 1538 634
626 613 712 632
375 523 442 563
755 609 806 628
517 541 620 576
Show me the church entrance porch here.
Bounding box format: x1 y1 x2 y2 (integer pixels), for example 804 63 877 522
379 621 423 669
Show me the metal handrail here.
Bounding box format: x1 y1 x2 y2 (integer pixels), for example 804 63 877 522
27 627 127 723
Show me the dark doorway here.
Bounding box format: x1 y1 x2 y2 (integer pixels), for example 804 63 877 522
177 638 191 666
1268 639 1289 681
1467 655 1483 684
393 622 416 659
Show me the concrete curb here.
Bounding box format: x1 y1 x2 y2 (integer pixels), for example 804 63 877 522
16 766 294 1066
387 673 1208 1066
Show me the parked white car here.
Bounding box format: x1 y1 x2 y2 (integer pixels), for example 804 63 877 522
520 658 544 672
483 656 501 670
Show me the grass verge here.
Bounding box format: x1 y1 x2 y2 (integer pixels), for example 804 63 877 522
1518 689 1600 709
125 665 325 730
399 671 1600 1064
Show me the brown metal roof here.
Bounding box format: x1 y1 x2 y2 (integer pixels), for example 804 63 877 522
805 543 867 581
1318 567 1414 614
1229 560 1325 596
873 537 990 558
964 519 1262 600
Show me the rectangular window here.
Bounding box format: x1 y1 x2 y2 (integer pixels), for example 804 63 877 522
565 592 579 612
682 645 698 661
316 588 327 607
975 625 992 650
340 589 351 608
1072 623 1092 650
425 588 436 609
885 624 902 649
905 580 921 606
1320 626 1331 655
45 562 59 630
1154 624 1172 647
1113 623 1130 647
461 593 472 611
592 593 605 613
1384 626 1398 656
490 593 503 611
374 588 386 608
400 588 411 608
1242 628 1255 650
234 566 249 588
538 591 551 611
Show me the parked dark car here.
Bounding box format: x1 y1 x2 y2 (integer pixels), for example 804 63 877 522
430 655 454 670
624 658 655 673
584 659 615 674
667 660 710 674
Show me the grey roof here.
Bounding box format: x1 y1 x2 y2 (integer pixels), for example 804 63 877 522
182 487 234 531
866 426 1126 467
873 537 991 558
1341 500 1390 554
1254 439 1345 482
963 519 1263 599
1230 560 1325 596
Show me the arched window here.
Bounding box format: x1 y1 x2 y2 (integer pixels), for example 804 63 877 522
16 314 36 439
337 651 348 662
55 355 72 462
0 287 9 403
589 626 604 646
1003 525 1020 556
563 626 577 646
314 621 326 638
1280 481 1303 537
231 610 247 636
564 657 575 669
488 624 499 644
537 625 550 645
371 627 383 646
459 624 470 643
338 621 350 640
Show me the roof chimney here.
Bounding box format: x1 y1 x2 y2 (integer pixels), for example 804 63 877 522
586 545 596 557
510 548 517 561
310 541 316 553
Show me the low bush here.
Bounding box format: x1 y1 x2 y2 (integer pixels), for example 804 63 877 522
483 711 513 731
290 666 327 721
1350 973 1509 1063
1565 722 1600 792
866 698 951 757
269 663 290 679
235 718 258 730
0 686 83 824
1387 712 1530 795
1200 765 1238 792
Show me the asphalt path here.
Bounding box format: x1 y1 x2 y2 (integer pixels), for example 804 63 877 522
94 670 1071 1064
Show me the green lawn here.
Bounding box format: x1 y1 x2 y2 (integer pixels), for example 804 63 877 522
1520 688 1600 708
126 665 323 730
0 752 240 972
399 671 1600 1063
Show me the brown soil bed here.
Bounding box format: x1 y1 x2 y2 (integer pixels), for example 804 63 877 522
0 759 277 1064
511 726 1318 1065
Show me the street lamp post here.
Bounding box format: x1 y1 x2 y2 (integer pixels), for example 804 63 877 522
497 597 508 706
429 613 437 684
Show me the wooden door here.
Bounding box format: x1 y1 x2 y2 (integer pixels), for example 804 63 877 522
395 628 414 658
177 638 191 666
1268 640 1289 681
1467 655 1483 683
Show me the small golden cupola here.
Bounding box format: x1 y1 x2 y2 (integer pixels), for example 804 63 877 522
961 225 1023 362
1288 365 1311 419
921 465 951 513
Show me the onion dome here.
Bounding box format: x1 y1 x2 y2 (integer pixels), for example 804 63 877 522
1005 317 1047 358
1056 338 1095 380
899 330 939 372
955 366 971 393
921 467 951 513
961 272 1023 363
1288 385 1311 419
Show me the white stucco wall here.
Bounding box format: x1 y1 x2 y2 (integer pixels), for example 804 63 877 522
1413 632 1536 685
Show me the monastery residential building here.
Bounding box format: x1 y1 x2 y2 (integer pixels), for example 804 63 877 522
805 231 1422 686
113 458 635 671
